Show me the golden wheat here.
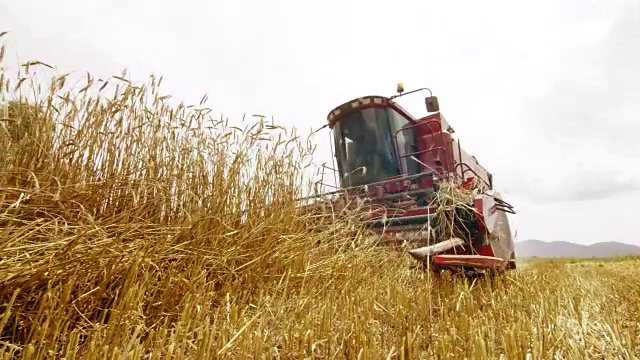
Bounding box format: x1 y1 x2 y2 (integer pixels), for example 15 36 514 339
0 60 638 359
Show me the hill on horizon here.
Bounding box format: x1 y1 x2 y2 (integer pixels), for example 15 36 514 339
515 239 640 258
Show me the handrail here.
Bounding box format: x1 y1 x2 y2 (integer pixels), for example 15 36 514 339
401 146 448 177
453 162 491 190
393 119 451 175
452 163 516 214
296 170 436 202
314 162 341 194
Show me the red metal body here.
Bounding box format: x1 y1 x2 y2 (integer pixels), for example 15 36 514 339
309 89 516 275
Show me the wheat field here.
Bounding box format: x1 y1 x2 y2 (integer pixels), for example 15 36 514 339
0 60 639 360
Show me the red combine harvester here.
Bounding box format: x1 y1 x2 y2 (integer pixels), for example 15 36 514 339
300 84 517 277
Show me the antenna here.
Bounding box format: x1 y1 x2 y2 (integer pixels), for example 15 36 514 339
311 123 328 135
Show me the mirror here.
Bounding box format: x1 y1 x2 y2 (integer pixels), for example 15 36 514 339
425 96 440 112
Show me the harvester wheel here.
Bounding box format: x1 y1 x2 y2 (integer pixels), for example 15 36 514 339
506 251 517 270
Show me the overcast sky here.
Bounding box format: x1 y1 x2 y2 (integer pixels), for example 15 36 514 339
2 0 639 245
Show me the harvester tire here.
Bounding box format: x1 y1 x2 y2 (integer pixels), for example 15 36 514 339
506 251 517 270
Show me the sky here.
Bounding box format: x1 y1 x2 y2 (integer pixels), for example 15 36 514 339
1 0 639 245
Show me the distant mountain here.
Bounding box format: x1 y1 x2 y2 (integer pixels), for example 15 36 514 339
515 239 640 258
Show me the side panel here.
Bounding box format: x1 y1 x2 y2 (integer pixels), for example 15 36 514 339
486 191 514 262
473 195 498 233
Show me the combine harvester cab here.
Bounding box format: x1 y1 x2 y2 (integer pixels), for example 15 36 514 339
302 83 517 276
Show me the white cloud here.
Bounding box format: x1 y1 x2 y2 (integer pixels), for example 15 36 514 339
1 0 638 245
